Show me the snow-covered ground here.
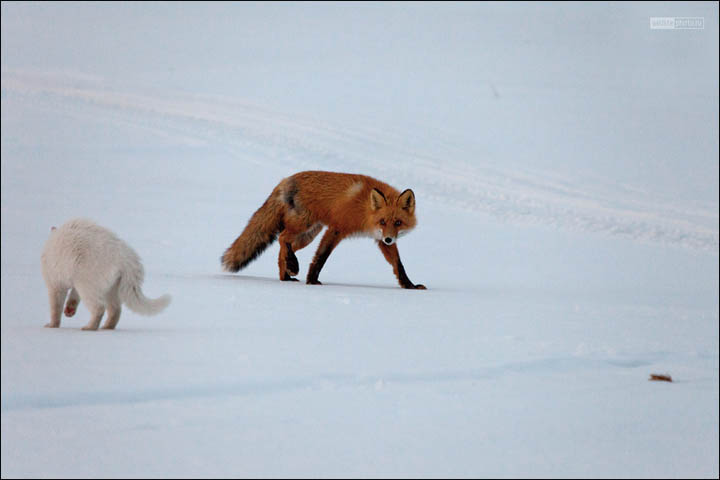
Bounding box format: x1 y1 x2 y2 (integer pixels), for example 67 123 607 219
1 3 718 478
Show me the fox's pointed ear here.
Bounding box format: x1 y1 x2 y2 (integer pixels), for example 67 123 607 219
370 188 387 211
397 189 415 214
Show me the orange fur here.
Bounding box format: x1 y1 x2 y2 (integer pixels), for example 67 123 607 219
221 171 426 289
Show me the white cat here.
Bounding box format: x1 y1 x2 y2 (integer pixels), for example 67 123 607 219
41 218 171 330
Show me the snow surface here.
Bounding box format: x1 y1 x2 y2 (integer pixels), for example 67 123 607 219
1 2 718 478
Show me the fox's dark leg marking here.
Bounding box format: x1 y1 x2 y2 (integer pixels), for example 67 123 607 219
378 242 426 290
285 242 299 276
307 229 344 285
278 229 298 280
278 232 301 280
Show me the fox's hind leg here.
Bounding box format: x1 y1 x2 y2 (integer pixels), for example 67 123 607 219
278 225 324 281
278 230 300 281
45 286 69 328
278 223 323 281
64 288 80 317
101 278 122 330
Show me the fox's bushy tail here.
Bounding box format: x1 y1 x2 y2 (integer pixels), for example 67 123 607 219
221 189 285 272
118 264 171 315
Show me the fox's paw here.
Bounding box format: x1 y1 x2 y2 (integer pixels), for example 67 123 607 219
44 322 60 328
282 273 299 282
286 261 299 277
81 325 99 331
414 284 427 290
306 279 323 285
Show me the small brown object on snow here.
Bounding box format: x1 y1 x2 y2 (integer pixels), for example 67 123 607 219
649 374 672 382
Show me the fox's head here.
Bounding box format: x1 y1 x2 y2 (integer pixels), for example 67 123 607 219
369 188 417 246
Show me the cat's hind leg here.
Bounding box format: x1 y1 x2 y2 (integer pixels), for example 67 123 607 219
75 283 105 331
64 288 80 317
81 302 105 331
101 279 122 330
45 286 68 328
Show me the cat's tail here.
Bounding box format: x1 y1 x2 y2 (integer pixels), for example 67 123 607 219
118 260 171 315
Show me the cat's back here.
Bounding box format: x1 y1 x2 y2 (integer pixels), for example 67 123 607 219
47 218 116 250
42 218 134 273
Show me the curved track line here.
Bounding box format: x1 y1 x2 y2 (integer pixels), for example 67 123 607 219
2 69 717 253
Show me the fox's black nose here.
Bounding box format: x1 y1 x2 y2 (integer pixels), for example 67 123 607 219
384 237 393 244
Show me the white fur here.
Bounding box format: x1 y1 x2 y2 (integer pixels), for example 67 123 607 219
345 181 364 198
41 218 171 331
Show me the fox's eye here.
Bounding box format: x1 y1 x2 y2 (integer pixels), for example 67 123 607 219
394 220 402 227
379 219 386 226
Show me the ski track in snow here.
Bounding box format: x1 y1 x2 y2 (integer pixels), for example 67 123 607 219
2 68 718 253
0 353 673 413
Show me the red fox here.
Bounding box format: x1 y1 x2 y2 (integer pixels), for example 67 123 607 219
221 171 426 289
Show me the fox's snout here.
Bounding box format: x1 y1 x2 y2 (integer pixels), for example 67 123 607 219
383 236 395 245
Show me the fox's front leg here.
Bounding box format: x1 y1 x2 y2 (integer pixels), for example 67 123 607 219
377 242 426 290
